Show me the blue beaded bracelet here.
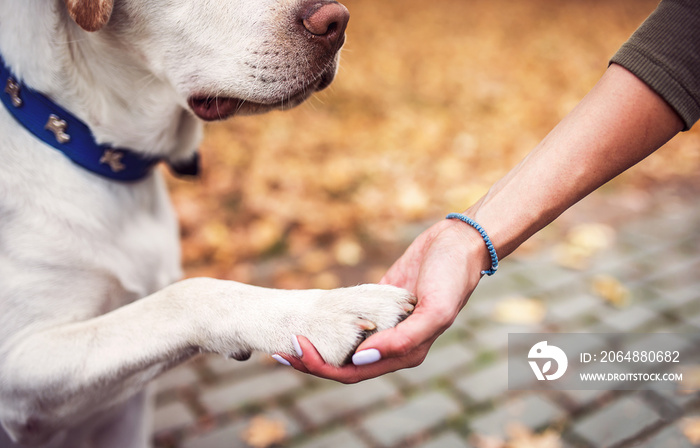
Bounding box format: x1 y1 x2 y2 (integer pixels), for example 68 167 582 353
446 213 499 276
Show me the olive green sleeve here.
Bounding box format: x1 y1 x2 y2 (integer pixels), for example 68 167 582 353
610 0 700 130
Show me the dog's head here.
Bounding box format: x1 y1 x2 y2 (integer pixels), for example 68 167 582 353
63 0 349 121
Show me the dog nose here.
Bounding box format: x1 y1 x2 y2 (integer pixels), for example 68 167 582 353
300 1 350 50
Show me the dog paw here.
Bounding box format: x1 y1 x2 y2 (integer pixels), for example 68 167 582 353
298 284 416 366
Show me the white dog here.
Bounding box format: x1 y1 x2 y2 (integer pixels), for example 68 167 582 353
0 1 414 446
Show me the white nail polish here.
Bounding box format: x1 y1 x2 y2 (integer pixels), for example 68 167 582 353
352 349 381 366
292 335 303 357
272 354 291 366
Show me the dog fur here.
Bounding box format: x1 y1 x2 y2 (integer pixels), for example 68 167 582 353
0 1 413 446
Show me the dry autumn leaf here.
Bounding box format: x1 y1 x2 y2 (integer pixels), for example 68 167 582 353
591 275 631 308
677 365 700 391
248 218 285 254
682 417 700 444
397 181 430 219
554 223 615 270
240 416 286 448
492 297 547 325
333 237 364 266
471 434 506 448
506 423 562 448
471 423 562 448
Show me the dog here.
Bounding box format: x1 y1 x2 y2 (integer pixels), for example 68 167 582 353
0 0 415 446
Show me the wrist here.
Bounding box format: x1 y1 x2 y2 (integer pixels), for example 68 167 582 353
441 216 494 279
445 213 498 276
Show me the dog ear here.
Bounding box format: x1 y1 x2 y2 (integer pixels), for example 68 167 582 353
63 0 114 32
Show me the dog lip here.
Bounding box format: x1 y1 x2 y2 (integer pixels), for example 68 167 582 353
187 68 336 120
187 96 245 121
187 95 297 121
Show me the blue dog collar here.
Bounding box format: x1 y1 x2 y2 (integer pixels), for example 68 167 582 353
1 53 198 182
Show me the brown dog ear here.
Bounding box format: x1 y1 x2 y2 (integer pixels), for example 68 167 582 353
63 0 114 32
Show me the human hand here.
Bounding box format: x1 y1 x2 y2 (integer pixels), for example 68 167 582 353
280 217 489 383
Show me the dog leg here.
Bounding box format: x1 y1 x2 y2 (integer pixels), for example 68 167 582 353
0 278 413 445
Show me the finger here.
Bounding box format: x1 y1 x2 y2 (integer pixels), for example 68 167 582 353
273 353 306 371
292 335 362 382
293 336 428 383
354 301 452 360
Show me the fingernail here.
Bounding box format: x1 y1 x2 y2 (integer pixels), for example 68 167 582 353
291 335 303 357
272 354 291 366
352 349 381 366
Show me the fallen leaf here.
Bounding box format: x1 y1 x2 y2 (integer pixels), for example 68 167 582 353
567 223 615 253
506 423 562 448
333 237 364 266
677 364 700 391
591 275 630 308
471 423 562 448
248 218 284 254
553 243 593 270
241 416 286 448
300 249 332 274
554 223 615 270
313 271 341 289
492 297 546 324
682 417 700 444
471 434 506 448
397 181 430 219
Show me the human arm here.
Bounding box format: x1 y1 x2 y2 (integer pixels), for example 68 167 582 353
282 0 700 383
282 63 684 383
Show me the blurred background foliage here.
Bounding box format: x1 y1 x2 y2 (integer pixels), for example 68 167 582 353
168 0 700 288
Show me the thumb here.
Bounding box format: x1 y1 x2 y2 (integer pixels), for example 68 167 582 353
354 307 447 361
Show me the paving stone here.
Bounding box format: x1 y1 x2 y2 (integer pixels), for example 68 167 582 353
546 293 602 322
359 392 462 447
472 324 541 354
394 344 473 386
623 216 679 244
181 422 248 448
677 308 700 329
295 378 397 427
652 388 699 408
639 255 700 291
200 369 304 414
154 363 199 393
593 305 660 332
152 400 197 434
455 360 509 403
651 283 700 311
469 394 564 438
560 388 608 409
466 274 525 316
572 395 660 447
635 422 696 448
181 409 300 448
295 429 368 448
414 431 473 448
513 261 583 292
621 332 695 359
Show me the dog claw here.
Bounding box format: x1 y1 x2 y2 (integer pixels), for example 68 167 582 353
403 303 415 313
356 318 377 331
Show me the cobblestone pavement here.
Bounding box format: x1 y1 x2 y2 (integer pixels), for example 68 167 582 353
152 191 700 448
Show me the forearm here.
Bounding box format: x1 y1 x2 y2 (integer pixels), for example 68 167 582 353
465 64 683 263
